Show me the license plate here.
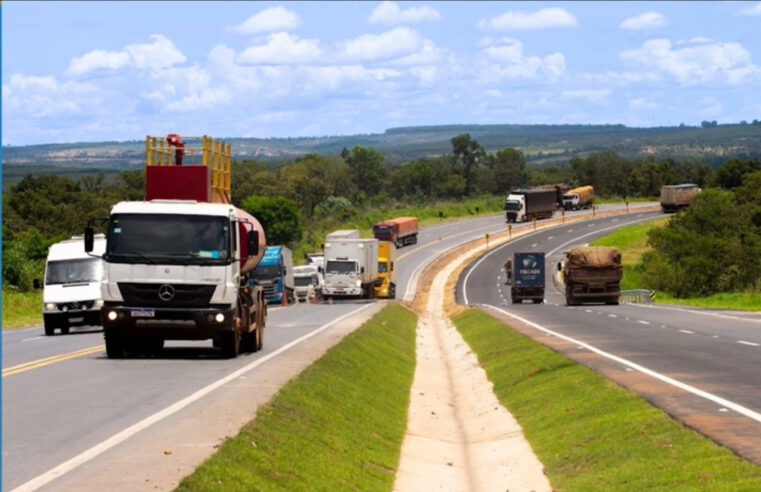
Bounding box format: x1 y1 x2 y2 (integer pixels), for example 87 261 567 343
131 308 155 318
68 316 84 323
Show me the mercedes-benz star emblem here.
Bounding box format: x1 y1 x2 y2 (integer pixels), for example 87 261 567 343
158 284 175 301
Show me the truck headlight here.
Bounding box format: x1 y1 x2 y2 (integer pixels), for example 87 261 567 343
107 311 118 321
45 303 57 311
356 280 362 287
94 300 104 308
215 313 225 323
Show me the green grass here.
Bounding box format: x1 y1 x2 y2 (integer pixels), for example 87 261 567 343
590 217 761 311
2 286 42 329
175 303 417 492
452 308 761 490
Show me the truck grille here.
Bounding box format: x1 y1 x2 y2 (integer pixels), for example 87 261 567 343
117 283 216 308
261 284 278 298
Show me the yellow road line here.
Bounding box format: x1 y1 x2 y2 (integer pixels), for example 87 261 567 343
3 345 105 377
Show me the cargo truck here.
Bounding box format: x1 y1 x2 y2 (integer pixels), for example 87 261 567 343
86 134 267 358
562 185 595 210
660 184 699 213
293 264 323 303
373 216 418 247
41 234 106 336
504 188 556 223
560 246 622 305
511 252 545 303
252 246 294 304
374 241 397 298
323 232 379 299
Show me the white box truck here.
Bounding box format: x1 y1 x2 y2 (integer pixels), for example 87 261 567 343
293 264 323 303
42 234 106 335
323 233 379 299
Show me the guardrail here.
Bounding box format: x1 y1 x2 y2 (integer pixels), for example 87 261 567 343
619 289 656 304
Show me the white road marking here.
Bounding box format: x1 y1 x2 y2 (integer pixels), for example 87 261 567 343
11 303 377 492
587 224 594 227
485 305 761 425
548 236 554 240
737 340 760 347
21 336 45 342
612 218 619 222
637 320 650 325
608 314 618 318
634 304 761 324
531 243 538 248
719 408 729 412
567 229 574 233
679 330 695 334
713 335 719 338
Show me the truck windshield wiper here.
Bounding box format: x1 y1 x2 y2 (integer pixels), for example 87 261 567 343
112 251 158 264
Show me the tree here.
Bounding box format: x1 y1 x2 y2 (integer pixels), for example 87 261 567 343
490 147 527 193
241 195 302 246
711 157 761 190
345 146 386 198
450 134 484 196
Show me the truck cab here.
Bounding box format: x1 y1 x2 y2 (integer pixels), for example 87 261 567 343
252 246 294 304
293 264 323 303
42 235 106 335
504 194 526 223
374 241 397 298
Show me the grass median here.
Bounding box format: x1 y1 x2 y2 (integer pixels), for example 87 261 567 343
452 308 761 490
176 303 417 492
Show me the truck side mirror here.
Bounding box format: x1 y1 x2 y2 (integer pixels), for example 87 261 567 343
391 262 394 272
557 262 562 272
247 230 259 257
318 266 323 274
33 278 42 289
361 266 365 274
84 226 94 253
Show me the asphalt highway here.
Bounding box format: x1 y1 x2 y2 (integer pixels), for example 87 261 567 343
0 202 655 490
456 211 761 462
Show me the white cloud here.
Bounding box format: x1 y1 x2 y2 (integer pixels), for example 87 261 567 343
629 97 660 110
390 40 447 66
65 34 186 76
562 89 612 103
621 38 760 85
368 1 441 25
698 97 722 116
582 71 659 84
165 87 232 112
233 6 300 34
738 2 761 15
66 50 131 76
480 38 566 81
409 65 437 85
620 12 667 30
340 27 422 62
237 32 322 65
3 74 101 118
478 8 577 31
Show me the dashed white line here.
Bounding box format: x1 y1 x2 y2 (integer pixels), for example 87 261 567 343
21 336 45 342
637 320 651 325
548 236 554 240
531 243 538 248
737 340 759 347
608 314 618 318
679 329 695 334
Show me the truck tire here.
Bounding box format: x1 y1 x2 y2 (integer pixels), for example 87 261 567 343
44 320 56 336
605 299 619 305
220 329 240 358
389 284 396 299
511 297 519 304
105 331 125 358
532 299 542 304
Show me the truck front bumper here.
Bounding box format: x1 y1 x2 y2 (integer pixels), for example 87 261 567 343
43 309 101 327
324 287 362 296
100 304 235 340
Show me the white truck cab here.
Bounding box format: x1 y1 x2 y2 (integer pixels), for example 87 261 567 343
293 264 324 303
504 193 527 222
42 235 106 335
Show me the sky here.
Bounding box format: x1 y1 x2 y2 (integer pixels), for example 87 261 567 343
2 1 761 146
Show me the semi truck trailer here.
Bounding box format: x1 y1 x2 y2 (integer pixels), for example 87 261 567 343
561 246 622 305
504 188 556 223
511 252 545 304
562 185 595 210
373 216 418 247
660 184 699 213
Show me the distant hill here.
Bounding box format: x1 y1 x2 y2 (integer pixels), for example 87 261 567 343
3 123 760 188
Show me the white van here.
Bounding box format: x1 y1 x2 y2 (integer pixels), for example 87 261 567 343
42 234 106 335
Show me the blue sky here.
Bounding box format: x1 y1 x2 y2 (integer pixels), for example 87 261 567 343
2 1 761 145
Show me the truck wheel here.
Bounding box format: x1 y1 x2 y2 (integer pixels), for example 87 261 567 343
511 297 519 304
220 329 240 359
532 299 542 304
105 331 125 358
389 284 396 299
605 299 619 305
44 320 56 336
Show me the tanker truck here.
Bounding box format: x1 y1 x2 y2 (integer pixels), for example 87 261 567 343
562 185 595 211
85 134 267 358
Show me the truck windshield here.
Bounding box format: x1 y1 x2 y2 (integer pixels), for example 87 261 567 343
504 200 522 211
46 259 103 285
107 214 230 265
562 194 578 201
294 276 313 287
374 226 393 235
326 260 356 274
253 265 280 280
378 261 388 273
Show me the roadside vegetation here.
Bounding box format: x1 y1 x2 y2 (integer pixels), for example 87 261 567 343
175 303 417 492
453 308 761 490
2 288 42 328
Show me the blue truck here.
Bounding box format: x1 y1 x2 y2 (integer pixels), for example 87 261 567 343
511 252 545 304
252 246 294 304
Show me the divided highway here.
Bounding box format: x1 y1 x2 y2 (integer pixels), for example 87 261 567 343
457 211 761 463
1 203 654 490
